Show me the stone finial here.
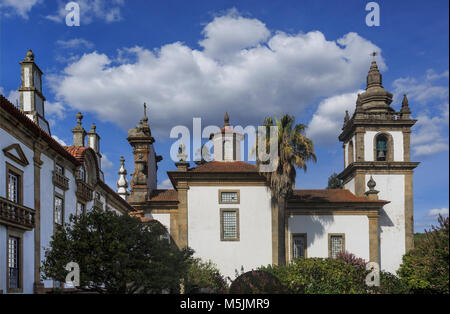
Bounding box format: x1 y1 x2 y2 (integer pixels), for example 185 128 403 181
72 112 86 147
365 175 379 200
401 94 411 113
177 141 188 162
366 60 383 89
90 122 96 132
175 141 189 171
344 110 350 123
224 112 230 126
25 49 35 61
76 112 83 126
117 156 129 200
143 103 148 123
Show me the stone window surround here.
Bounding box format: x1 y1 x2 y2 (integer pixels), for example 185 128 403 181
328 233 346 258
373 132 394 162
220 208 240 241
290 233 307 261
6 162 24 205
218 189 240 204
6 227 24 293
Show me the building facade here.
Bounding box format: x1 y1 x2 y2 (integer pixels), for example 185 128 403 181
127 60 418 278
0 51 134 294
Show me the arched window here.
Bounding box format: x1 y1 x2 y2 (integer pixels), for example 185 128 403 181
77 165 86 182
348 141 354 165
376 134 388 161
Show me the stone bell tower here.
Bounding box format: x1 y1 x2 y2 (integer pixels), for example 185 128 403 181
18 49 50 134
127 104 162 205
338 60 420 273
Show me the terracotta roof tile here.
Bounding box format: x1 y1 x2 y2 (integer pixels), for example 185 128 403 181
189 161 259 173
290 189 386 203
64 146 90 163
149 189 178 202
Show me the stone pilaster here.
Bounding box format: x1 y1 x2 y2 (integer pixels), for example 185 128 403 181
368 214 380 264
405 172 414 251
33 146 45 294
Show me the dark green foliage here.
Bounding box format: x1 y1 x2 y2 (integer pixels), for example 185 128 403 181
260 257 369 294
370 271 410 294
414 233 426 246
184 258 228 293
398 215 449 294
41 208 192 294
229 270 287 294
326 172 342 189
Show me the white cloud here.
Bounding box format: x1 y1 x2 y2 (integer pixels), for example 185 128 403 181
52 135 67 146
0 0 41 19
429 207 449 217
412 103 449 157
0 86 20 106
49 10 385 138
307 91 363 145
46 0 125 24
56 38 94 50
158 178 173 189
393 70 449 105
101 153 114 170
392 69 449 157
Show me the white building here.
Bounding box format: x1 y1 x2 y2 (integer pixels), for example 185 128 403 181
128 61 419 278
0 51 134 294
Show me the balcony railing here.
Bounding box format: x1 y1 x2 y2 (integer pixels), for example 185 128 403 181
76 180 93 202
0 197 35 230
53 171 70 190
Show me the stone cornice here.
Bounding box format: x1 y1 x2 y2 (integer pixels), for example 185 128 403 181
339 118 417 142
167 170 268 187
338 161 420 180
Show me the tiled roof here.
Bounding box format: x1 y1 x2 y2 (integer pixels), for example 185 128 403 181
189 161 259 173
149 189 178 202
290 189 386 203
0 94 80 166
64 146 90 163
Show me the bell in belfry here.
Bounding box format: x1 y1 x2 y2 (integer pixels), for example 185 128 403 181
378 149 385 159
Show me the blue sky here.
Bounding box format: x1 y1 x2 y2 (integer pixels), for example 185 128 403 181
0 0 448 232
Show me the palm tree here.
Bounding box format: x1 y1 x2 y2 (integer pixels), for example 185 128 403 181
256 114 316 265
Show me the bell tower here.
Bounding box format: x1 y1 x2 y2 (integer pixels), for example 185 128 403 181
338 60 420 273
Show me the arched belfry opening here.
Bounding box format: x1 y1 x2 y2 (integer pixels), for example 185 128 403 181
376 134 388 161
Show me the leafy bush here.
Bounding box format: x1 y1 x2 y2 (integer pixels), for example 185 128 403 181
336 251 367 270
229 270 287 294
260 257 369 294
184 258 228 294
398 215 449 294
369 271 410 294
41 208 192 293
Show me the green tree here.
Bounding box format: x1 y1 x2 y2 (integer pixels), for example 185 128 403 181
398 214 449 294
326 172 342 189
41 208 192 294
257 115 316 263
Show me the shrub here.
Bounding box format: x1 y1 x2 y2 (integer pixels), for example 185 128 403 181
229 270 287 294
260 257 369 294
336 251 367 270
369 271 410 294
398 215 449 294
184 258 228 294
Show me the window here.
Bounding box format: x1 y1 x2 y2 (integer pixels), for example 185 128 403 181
329 234 345 259
219 190 240 204
76 202 85 216
77 166 85 182
376 134 388 161
220 209 239 241
55 164 64 175
6 163 23 204
54 196 64 225
7 171 19 203
8 236 20 291
292 234 307 259
348 140 354 164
